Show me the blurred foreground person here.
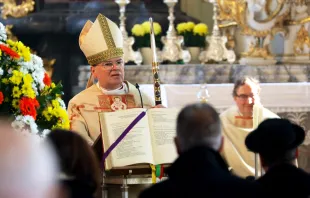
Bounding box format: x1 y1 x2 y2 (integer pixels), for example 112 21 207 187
139 103 263 198
47 129 101 198
0 121 59 198
246 118 310 198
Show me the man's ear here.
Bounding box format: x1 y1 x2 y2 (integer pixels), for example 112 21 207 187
174 137 181 155
90 66 96 78
218 136 224 152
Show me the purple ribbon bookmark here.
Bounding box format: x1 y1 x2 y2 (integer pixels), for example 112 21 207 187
101 110 147 168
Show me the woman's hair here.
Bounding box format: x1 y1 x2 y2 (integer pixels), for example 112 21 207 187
46 129 101 198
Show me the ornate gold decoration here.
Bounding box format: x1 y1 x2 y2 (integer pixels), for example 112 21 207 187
85 14 124 65
98 14 116 49
241 38 272 58
263 0 285 22
293 24 310 55
217 0 292 58
5 25 17 41
43 58 56 78
87 48 124 66
0 0 35 19
5 24 56 77
285 17 310 25
219 0 289 37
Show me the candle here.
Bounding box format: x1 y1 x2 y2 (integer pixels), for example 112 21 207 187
149 18 158 63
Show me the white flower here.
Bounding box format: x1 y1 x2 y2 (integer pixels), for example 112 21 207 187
30 122 39 134
0 68 3 76
22 115 35 125
57 98 66 109
22 115 38 131
20 67 29 74
15 115 23 121
41 129 51 138
8 68 12 74
32 69 45 89
19 54 44 73
31 54 44 68
11 119 26 131
0 23 7 41
32 82 38 95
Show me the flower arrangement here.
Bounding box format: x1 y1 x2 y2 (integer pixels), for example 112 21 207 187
131 21 163 50
176 22 208 48
0 22 69 138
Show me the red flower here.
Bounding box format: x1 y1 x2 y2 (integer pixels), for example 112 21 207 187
43 73 51 86
0 91 3 104
19 97 40 120
0 44 20 59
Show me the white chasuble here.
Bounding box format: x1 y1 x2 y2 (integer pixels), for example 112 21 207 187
220 106 279 177
68 81 154 145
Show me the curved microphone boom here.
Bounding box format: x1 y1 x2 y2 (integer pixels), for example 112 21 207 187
149 17 162 105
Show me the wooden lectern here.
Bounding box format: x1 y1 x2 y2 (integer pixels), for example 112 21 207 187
92 134 168 198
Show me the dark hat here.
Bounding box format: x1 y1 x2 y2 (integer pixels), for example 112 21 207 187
245 118 305 154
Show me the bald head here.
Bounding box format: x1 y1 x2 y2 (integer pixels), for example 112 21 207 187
176 103 222 153
0 122 59 198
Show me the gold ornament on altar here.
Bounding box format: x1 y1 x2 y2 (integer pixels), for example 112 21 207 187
5 25 56 77
217 0 310 63
294 24 310 55
0 0 35 19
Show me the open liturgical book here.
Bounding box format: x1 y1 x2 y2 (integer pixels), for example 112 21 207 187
99 108 180 170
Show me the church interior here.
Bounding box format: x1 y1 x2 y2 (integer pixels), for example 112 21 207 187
0 0 310 197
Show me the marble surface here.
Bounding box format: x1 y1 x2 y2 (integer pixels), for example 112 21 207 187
74 64 310 95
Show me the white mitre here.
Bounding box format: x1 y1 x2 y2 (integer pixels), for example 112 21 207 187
79 14 124 65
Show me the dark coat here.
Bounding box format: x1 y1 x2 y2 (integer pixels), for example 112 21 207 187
257 163 310 198
62 180 96 198
139 146 264 198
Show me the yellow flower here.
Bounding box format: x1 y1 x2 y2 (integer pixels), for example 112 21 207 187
142 21 151 34
43 107 54 121
153 22 162 35
12 99 19 109
52 107 70 130
51 82 56 88
177 22 187 34
7 40 31 62
193 23 208 36
21 83 36 99
23 73 33 84
51 99 60 109
0 49 2 57
12 86 22 98
131 24 145 36
2 78 8 84
185 22 195 32
9 70 23 85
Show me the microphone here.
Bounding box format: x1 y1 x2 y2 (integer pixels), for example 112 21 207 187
135 83 144 108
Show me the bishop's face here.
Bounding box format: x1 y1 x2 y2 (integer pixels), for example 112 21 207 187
91 56 125 90
233 83 260 117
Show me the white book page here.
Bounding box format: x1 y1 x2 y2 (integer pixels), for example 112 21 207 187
102 108 154 167
148 108 179 165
